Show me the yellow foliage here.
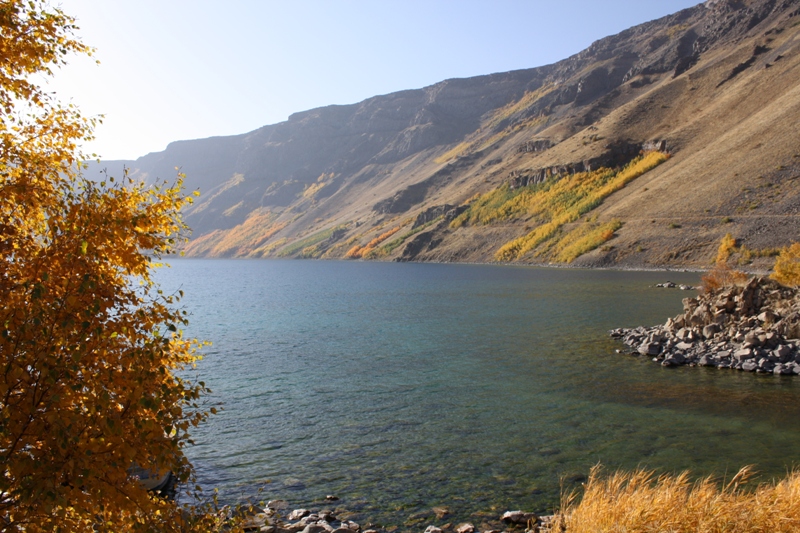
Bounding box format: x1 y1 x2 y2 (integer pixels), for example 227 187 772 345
184 211 286 257
557 465 800 533
490 151 668 261
345 244 363 258
346 226 401 259
701 234 750 293
554 219 623 263
716 233 738 264
0 2 220 530
771 242 800 286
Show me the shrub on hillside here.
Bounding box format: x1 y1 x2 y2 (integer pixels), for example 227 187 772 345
771 242 800 287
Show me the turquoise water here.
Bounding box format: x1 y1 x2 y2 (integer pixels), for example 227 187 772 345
156 260 800 526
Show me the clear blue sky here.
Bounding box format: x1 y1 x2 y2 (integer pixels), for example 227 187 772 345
52 1 702 160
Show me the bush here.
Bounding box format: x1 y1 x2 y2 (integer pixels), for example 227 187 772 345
771 242 800 286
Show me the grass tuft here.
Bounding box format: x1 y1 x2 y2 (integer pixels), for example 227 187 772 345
556 465 800 533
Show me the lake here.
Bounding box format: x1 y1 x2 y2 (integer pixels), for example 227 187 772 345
155 260 800 527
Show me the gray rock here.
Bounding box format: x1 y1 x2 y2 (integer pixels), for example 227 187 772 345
423 527 443 533
318 512 336 523
734 348 754 361
242 513 273 531
638 342 661 356
501 511 538 525
774 344 792 361
698 355 714 367
268 500 290 511
742 361 758 372
288 510 311 521
715 350 732 359
703 324 721 339
744 332 762 348
758 310 778 324
455 524 475 533
774 364 793 375
300 525 328 533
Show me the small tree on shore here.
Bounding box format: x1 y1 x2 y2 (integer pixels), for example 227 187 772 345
0 1 218 530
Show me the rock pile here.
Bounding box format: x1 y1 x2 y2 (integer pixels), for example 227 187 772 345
242 502 367 533
610 277 800 374
241 503 557 533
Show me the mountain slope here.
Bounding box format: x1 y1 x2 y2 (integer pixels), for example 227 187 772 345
88 0 800 269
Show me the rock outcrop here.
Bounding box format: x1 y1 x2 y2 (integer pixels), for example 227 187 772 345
611 277 800 374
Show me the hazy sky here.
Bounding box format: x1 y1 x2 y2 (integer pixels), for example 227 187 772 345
51 1 702 160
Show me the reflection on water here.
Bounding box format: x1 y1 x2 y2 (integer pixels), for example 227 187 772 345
156 260 800 524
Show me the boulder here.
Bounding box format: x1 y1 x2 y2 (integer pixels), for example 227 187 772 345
268 500 290 511
288 510 311 521
774 344 793 361
455 524 475 533
758 310 778 324
703 324 721 339
734 348 754 361
500 511 538 525
423 527 443 533
638 342 661 356
300 525 328 533
742 361 758 372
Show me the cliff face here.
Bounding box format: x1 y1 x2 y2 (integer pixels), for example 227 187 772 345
89 0 800 268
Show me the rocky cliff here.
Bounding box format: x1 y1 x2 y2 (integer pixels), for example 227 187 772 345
87 0 800 268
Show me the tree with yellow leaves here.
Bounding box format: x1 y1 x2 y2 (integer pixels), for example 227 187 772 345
771 242 800 287
0 1 221 531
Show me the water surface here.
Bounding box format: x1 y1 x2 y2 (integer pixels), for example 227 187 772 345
156 260 800 526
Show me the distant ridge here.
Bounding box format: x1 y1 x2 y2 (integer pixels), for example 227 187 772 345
87 0 800 269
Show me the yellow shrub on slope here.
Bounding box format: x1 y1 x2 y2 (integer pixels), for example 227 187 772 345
772 242 800 286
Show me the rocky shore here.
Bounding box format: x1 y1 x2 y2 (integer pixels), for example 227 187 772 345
242 502 558 533
610 277 800 374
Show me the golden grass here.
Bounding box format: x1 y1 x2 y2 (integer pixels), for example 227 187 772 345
434 142 471 164
556 465 800 533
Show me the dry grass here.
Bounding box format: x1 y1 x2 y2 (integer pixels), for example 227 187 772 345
556 465 800 533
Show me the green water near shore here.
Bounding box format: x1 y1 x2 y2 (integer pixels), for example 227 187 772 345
157 260 800 527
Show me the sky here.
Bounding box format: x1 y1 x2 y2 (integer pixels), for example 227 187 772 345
50 1 703 160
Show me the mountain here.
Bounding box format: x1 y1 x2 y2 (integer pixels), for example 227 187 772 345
87 0 800 269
